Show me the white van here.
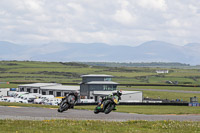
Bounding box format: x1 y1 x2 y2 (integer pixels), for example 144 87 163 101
44 98 61 106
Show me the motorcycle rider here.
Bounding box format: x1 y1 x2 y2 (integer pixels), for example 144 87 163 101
97 91 122 110
58 91 78 112
66 92 78 106
100 91 121 102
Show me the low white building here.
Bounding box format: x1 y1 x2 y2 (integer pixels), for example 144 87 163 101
18 82 143 103
0 88 10 96
18 83 80 97
91 90 143 102
156 70 169 74
40 85 80 97
120 91 143 102
18 83 60 93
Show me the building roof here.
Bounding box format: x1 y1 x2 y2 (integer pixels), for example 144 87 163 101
92 91 117 95
92 91 142 95
81 74 114 78
85 81 118 85
120 91 142 95
18 83 60 87
40 85 80 91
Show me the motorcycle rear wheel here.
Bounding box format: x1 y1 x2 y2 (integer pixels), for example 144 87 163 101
94 107 100 114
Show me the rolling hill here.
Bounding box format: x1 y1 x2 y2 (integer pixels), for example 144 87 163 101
0 40 200 65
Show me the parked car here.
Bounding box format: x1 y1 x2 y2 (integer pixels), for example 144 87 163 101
44 98 61 106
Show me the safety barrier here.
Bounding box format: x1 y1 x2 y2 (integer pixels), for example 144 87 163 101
76 102 188 106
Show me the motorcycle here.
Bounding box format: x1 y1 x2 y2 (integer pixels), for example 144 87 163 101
94 91 122 114
58 92 78 113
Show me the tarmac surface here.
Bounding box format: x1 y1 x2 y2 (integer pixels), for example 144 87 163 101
0 106 200 121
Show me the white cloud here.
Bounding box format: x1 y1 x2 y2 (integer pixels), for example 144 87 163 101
67 3 85 14
24 1 43 11
167 19 181 27
114 9 137 25
138 0 167 11
0 0 200 46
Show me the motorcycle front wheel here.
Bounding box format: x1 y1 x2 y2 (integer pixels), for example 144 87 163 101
58 100 69 113
104 102 115 114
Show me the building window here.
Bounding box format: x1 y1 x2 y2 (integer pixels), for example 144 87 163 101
56 92 61 97
104 78 111 81
42 91 46 95
103 85 114 91
20 88 24 92
27 88 31 93
49 91 53 95
33 89 38 93
95 96 98 101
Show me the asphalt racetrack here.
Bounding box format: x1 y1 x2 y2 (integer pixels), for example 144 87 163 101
0 106 200 121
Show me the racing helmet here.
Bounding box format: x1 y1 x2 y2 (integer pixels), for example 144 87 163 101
117 91 122 97
113 91 122 97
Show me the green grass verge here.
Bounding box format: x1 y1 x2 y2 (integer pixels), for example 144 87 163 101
141 91 200 102
1 102 200 115
115 105 200 115
74 105 200 115
0 119 200 133
0 102 58 108
120 86 200 91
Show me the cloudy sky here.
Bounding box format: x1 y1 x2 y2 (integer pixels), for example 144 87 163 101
0 0 200 46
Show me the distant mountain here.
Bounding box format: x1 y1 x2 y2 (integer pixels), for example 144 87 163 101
0 41 32 60
0 40 200 65
126 41 184 62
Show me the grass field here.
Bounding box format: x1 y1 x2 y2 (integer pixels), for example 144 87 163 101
0 119 200 133
1 102 200 115
1 61 200 106
1 61 200 85
0 84 18 88
120 86 200 91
